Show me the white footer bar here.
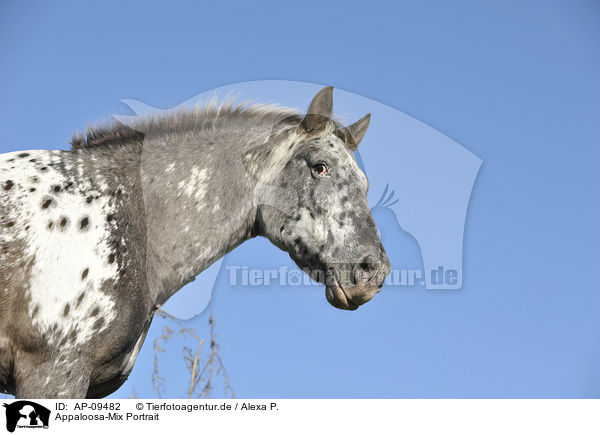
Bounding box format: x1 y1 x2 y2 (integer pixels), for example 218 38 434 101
1 399 598 434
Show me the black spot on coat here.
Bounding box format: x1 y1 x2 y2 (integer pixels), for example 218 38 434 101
93 317 104 330
76 292 85 307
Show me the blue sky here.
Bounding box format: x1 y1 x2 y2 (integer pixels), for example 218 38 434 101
1 1 599 398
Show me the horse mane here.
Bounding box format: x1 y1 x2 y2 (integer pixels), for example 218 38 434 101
70 98 304 150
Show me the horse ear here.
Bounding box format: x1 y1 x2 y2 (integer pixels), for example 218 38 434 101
337 113 371 151
300 86 334 132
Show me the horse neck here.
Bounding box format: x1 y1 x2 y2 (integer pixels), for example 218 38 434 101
139 125 270 305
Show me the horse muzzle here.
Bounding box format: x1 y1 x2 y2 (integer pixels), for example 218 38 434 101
325 258 390 310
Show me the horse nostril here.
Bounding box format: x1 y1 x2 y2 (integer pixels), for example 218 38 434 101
359 255 378 273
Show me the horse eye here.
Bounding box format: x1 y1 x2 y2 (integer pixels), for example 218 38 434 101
311 162 329 177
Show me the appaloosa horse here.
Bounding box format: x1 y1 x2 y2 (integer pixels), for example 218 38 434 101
0 87 390 398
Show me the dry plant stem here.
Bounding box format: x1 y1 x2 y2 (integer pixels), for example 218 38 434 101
152 304 234 399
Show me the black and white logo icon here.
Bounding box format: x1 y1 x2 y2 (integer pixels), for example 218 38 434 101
3 401 50 432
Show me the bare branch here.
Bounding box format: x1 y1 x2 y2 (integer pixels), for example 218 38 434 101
151 303 234 398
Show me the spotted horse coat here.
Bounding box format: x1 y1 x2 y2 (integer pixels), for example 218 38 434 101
0 87 390 398
0 147 150 398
